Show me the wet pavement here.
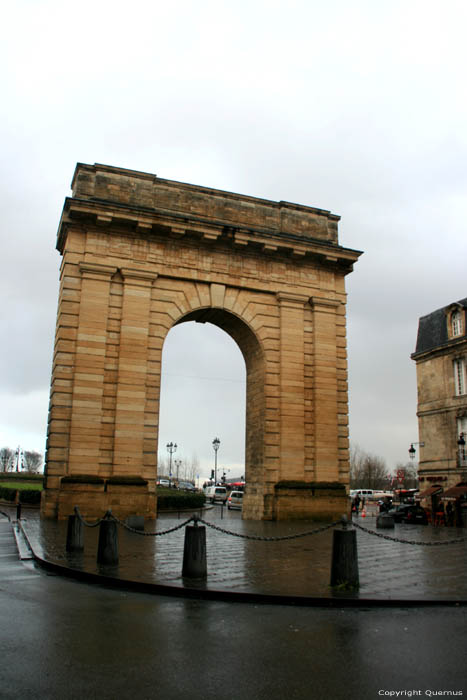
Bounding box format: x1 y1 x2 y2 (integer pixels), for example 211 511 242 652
1 508 467 699
7 503 467 603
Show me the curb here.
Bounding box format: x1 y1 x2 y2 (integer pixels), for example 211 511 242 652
16 520 467 608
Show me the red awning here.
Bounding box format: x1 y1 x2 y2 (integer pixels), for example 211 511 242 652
442 484 467 500
418 485 443 499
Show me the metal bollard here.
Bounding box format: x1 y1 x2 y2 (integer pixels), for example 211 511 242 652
330 515 359 589
66 514 84 552
182 517 207 579
16 502 21 521
376 513 395 529
97 511 119 565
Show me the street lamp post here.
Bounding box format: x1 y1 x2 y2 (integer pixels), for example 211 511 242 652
212 437 220 485
167 442 177 487
15 446 23 473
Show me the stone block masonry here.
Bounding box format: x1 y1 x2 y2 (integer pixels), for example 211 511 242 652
41 163 362 520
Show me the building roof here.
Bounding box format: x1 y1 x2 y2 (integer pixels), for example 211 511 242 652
413 297 467 357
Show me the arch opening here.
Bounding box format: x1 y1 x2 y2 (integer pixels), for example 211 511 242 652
158 320 247 485
159 309 266 513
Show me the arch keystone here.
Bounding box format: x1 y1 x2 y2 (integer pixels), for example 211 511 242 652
210 283 226 308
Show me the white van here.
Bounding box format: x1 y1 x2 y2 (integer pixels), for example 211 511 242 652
349 489 374 499
204 486 228 504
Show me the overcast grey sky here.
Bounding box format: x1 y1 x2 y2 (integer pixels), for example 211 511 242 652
1 0 466 479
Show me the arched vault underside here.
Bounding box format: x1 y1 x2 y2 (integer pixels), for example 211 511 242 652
41 163 362 521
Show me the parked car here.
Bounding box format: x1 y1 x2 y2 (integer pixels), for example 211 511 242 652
178 481 197 491
387 504 428 525
157 479 170 488
204 486 228 504
227 491 243 510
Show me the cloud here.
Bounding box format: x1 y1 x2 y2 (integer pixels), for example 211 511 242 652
1 0 466 478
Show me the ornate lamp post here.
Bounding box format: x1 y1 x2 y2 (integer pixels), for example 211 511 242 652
212 437 220 485
15 446 23 473
166 442 177 487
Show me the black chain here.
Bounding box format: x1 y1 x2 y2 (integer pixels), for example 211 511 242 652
111 514 192 536
196 517 341 541
74 507 106 528
74 506 466 546
353 520 467 546
78 508 340 541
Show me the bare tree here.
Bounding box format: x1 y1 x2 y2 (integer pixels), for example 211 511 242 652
186 453 200 484
350 443 389 489
23 451 43 473
157 454 169 477
0 447 14 472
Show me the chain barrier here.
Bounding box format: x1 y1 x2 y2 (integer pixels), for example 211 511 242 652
75 507 339 541
353 519 467 546
74 507 106 528
111 514 193 536
182 516 340 541
74 505 467 546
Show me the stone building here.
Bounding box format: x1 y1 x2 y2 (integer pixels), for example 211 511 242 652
411 298 467 502
41 163 362 521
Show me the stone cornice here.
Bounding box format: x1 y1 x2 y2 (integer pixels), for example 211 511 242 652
411 336 467 362
57 197 361 274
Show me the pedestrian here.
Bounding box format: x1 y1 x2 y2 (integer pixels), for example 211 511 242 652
446 501 454 526
353 494 361 514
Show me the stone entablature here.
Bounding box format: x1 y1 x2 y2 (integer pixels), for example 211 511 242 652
42 163 362 521
59 163 358 270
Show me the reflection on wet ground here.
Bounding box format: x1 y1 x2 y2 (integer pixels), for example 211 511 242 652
12 505 467 601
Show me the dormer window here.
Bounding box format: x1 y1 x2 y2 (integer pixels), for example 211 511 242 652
452 310 463 337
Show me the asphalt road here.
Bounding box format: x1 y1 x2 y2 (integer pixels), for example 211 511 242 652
0 518 466 700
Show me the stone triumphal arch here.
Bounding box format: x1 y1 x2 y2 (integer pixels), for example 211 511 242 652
41 163 361 521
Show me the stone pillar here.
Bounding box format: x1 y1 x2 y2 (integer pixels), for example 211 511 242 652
67 262 117 474
112 268 156 475
310 297 341 481
276 292 309 480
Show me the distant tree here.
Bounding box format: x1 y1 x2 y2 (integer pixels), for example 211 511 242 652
23 451 43 473
350 443 389 489
157 454 169 477
0 447 14 472
186 453 199 483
